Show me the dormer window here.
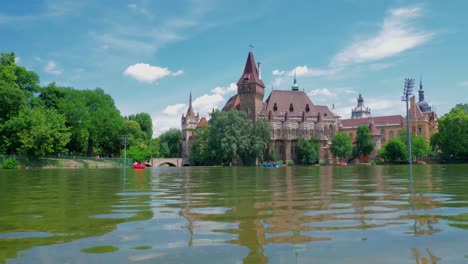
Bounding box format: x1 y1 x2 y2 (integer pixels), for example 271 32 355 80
289 103 294 112
273 103 278 112
305 104 310 112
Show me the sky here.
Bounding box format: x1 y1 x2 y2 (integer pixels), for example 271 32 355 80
1 0 467 136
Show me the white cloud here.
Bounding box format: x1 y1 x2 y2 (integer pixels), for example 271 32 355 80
331 6 433 68
272 69 285 76
308 88 335 98
172 70 184 76
162 104 186 116
152 83 236 136
193 93 224 114
128 4 137 10
289 66 336 77
457 81 468 87
44 60 63 75
211 83 237 95
123 63 183 83
14 57 20 64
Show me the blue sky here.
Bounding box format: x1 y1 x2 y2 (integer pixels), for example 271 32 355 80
2 0 467 136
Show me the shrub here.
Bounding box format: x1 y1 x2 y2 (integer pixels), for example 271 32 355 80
287 160 294 166
2 158 18 169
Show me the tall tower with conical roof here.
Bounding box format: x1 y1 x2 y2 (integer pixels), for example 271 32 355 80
237 51 265 120
181 92 199 165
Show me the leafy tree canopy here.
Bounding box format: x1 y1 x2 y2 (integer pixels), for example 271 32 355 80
330 132 352 161
352 125 375 158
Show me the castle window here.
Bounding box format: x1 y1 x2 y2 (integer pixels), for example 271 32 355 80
289 103 294 112
381 129 386 143
273 103 278 112
389 131 394 138
305 104 310 112
418 127 422 134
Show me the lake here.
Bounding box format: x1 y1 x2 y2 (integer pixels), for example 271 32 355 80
1 165 468 263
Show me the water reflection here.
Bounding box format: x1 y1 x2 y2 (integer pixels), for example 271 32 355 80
0 169 153 263
1 165 468 263
152 165 468 264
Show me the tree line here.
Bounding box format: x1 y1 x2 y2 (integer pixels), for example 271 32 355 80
0 52 182 162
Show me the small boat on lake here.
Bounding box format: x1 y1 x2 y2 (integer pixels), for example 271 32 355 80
132 162 146 169
262 163 280 168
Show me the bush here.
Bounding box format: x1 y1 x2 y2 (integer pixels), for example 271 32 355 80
275 160 284 166
319 159 327 166
287 160 294 166
2 158 18 169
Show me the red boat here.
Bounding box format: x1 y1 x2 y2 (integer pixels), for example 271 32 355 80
132 162 146 169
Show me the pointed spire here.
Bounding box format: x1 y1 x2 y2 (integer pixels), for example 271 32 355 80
186 91 196 118
237 51 265 88
418 76 425 102
291 71 299 91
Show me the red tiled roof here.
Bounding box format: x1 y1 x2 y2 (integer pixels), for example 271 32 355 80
222 94 240 112
263 90 314 116
341 115 404 128
237 51 265 88
197 117 208 128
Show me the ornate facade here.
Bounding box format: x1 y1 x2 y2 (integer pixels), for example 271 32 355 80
341 81 438 157
222 51 340 163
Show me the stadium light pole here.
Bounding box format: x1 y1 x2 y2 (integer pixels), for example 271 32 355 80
401 78 414 164
121 134 129 167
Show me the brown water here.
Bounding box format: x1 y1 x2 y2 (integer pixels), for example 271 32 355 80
1 165 468 263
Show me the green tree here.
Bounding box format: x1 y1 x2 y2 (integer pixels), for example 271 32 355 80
296 138 320 165
379 137 407 163
400 133 430 161
330 132 352 162
128 113 153 140
50 88 123 156
352 125 375 159
3 107 70 156
125 142 150 163
150 138 161 158
206 110 270 165
158 128 182 158
190 126 212 165
239 117 271 165
430 104 468 160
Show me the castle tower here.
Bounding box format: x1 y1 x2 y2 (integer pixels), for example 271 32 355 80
351 93 371 119
181 92 199 165
237 51 265 121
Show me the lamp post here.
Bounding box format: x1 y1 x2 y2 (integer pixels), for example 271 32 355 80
401 78 414 164
121 134 129 167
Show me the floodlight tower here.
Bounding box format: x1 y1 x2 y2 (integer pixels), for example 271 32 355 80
401 78 414 164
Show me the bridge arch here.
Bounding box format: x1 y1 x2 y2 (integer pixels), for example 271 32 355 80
150 158 182 167
158 162 177 167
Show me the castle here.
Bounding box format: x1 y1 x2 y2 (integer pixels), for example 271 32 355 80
182 51 339 165
181 51 438 165
340 80 438 158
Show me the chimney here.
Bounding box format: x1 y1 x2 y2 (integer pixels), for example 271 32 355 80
257 62 262 80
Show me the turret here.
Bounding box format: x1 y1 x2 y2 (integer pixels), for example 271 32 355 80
237 51 265 121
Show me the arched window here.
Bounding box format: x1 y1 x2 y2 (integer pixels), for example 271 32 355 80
381 129 386 143
389 130 394 138
289 103 294 112
273 103 278 112
305 104 310 112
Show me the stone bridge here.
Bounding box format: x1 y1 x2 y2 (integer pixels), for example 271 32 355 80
150 158 183 167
